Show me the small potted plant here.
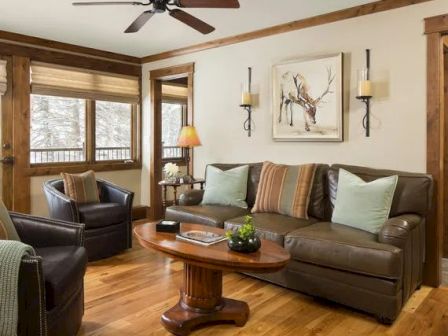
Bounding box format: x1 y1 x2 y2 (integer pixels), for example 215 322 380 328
226 215 261 253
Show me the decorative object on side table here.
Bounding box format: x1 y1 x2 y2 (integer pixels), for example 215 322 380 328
272 53 343 141
177 125 202 180
240 67 254 137
226 215 261 253
163 162 180 183
356 49 373 137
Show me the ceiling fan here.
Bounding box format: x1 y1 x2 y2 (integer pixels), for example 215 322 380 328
72 0 240 34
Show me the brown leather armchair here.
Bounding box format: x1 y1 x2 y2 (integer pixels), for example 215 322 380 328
11 212 87 336
43 179 134 261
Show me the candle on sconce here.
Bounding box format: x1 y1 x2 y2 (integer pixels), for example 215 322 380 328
242 92 252 106
358 80 373 97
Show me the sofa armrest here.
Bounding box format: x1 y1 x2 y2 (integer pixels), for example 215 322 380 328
378 214 421 249
98 179 134 211
179 189 205 206
10 212 85 248
378 214 424 303
43 182 79 222
18 255 47 336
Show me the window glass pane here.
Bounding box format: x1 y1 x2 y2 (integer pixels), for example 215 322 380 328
95 101 132 161
162 102 183 159
30 94 86 164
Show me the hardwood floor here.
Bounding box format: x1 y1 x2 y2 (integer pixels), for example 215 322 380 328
79 225 448 336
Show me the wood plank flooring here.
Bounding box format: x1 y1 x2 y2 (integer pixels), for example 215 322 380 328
79 225 448 336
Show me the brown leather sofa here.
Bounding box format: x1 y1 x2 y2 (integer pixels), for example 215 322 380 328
11 212 87 336
166 163 433 323
43 179 134 261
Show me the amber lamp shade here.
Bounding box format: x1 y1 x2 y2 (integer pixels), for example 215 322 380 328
177 126 202 148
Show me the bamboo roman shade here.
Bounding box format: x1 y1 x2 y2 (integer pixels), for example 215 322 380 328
0 60 7 96
30 62 139 103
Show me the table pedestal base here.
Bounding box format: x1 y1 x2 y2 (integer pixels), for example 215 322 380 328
161 263 249 335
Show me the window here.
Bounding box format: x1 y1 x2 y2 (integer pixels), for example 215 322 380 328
30 95 86 164
162 102 186 161
96 101 132 161
28 62 140 169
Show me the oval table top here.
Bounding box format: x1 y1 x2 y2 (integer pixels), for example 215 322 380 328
134 222 291 273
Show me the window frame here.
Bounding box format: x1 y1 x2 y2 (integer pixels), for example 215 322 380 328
28 94 141 176
161 96 188 166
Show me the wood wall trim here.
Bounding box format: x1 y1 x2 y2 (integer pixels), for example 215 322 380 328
0 30 140 65
25 162 142 177
0 41 140 76
425 14 448 34
425 12 448 287
141 0 433 63
149 63 195 220
12 56 31 213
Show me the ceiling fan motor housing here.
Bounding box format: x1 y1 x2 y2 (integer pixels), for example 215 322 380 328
153 0 167 13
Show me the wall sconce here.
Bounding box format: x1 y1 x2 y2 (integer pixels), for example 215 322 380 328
240 67 253 137
356 49 373 137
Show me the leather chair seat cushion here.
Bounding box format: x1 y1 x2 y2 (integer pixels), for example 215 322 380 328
78 203 127 229
224 213 318 246
36 246 87 310
285 222 403 279
165 205 249 228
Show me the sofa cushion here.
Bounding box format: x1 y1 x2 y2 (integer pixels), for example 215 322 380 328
78 203 127 229
331 169 398 234
285 222 403 279
225 213 317 246
36 246 87 310
252 162 317 219
202 165 249 208
165 205 249 228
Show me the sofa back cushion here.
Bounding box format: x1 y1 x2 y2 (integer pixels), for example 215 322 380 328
328 164 433 218
208 163 329 219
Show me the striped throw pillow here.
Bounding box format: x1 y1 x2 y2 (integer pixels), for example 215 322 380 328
61 170 100 203
252 162 317 219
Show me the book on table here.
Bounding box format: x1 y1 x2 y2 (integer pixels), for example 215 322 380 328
176 230 227 246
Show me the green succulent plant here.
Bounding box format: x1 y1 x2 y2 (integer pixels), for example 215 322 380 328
226 215 256 241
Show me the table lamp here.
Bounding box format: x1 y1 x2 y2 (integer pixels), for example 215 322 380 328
177 125 201 179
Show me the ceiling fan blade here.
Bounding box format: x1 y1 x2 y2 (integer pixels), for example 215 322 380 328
73 1 144 6
175 0 239 8
169 9 215 34
125 11 155 33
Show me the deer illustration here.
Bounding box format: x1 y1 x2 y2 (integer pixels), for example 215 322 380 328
279 67 335 132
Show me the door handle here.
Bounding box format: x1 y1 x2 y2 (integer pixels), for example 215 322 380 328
0 156 14 164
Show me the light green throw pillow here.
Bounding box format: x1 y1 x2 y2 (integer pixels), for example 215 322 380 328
331 169 398 234
0 201 20 241
201 165 249 208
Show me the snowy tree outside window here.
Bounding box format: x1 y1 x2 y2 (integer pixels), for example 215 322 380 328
162 102 185 160
30 95 86 164
95 101 132 161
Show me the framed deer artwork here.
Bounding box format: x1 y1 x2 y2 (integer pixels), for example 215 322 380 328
272 53 343 141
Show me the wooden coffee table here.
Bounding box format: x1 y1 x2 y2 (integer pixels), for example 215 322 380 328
134 222 290 336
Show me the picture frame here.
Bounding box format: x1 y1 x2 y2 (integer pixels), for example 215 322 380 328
272 53 344 142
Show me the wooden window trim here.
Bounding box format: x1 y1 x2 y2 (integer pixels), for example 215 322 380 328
28 94 141 175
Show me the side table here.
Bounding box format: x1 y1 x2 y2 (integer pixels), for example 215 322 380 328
159 178 205 208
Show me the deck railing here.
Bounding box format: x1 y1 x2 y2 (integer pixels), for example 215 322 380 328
30 147 131 164
162 146 184 160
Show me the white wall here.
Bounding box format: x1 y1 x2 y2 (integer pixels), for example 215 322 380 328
140 0 448 206
30 170 141 217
